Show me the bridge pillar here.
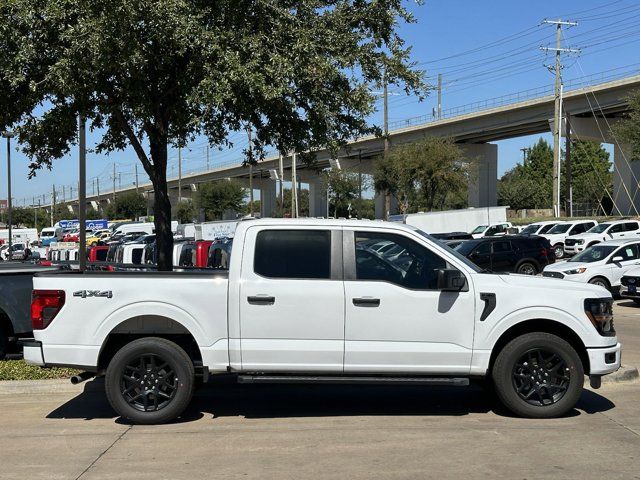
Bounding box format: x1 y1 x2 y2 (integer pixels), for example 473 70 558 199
464 143 497 208
308 177 328 218
612 143 640 216
259 179 277 218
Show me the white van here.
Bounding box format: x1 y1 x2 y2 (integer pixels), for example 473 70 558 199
40 227 63 246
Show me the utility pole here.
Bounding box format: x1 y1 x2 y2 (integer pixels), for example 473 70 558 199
565 112 573 217
520 147 529 164
96 178 101 215
51 185 56 227
291 152 298 218
2 132 13 253
79 115 87 271
112 162 116 202
246 127 254 216
33 196 37 227
178 148 182 203
135 163 139 193
206 145 210 171
541 19 579 217
278 153 284 215
383 68 391 220
437 73 443 119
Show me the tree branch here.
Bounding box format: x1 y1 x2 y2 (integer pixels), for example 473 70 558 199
113 109 153 174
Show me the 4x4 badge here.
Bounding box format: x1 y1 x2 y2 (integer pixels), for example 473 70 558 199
73 290 113 299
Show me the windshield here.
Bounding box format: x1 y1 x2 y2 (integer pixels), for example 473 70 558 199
520 224 540 235
470 225 487 234
413 229 483 273
587 224 610 234
570 245 617 263
547 223 571 234
41 231 54 237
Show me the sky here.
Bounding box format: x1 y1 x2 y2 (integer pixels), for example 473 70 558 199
1 0 639 206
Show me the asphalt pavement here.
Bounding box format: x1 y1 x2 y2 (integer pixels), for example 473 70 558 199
0 300 639 480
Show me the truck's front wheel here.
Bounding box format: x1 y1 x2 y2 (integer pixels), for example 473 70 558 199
105 337 195 425
492 332 584 418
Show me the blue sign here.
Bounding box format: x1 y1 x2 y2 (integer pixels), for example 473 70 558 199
59 219 109 230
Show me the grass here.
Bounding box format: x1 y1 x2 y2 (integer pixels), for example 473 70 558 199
0 359 80 381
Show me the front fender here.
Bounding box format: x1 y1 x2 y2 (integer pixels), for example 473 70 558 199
478 306 597 351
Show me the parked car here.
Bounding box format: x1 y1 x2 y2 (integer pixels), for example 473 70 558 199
519 221 560 236
39 227 63 246
207 238 233 269
564 220 640 256
453 235 554 275
25 219 620 424
87 245 109 263
620 267 640 304
114 243 146 265
86 229 112 246
540 220 598 259
469 222 513 239
543 239 640 292
0 263 58 358
62 229 80 243
431 232 474 241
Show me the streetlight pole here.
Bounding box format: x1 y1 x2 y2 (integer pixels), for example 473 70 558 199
78 115 87 271
2 132 14 257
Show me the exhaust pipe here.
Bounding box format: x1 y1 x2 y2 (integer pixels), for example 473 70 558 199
70 371 96 385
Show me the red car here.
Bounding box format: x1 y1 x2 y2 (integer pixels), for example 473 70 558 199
87 245 109 262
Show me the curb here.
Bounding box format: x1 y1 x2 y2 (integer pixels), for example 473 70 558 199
0 377 104 395
600 365 639 384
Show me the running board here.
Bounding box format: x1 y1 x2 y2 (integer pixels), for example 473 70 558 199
237 375 469 386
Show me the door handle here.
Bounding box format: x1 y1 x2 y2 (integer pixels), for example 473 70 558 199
247 295 276 305
352 297 381 307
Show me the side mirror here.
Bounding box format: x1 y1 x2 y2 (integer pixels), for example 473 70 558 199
437 268 467 292
611 256 624 263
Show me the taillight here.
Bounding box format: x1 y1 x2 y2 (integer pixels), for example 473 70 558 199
31 290 65 330
541 248 548 257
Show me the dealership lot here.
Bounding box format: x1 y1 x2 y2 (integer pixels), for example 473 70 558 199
1 300 638 480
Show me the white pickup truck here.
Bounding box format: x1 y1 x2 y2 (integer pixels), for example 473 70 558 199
24 219 621 424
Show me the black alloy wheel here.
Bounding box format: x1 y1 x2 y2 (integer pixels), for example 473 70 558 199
120 353 178 412
511 348 570 406
492 332 583 418
105 337 195 424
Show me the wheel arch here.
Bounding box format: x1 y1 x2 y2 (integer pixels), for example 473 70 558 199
488 319 590 375
588 275 611 291
0 308 14 337
97 314 204 371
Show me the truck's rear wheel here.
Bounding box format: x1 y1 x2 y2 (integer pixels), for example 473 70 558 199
492 332 583 418
105 337 194 425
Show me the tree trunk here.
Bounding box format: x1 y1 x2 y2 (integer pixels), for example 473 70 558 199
148 139 174 271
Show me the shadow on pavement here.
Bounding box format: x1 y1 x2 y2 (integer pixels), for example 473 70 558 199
46 376 616 424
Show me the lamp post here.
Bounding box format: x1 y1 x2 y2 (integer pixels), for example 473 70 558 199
2 131 14 259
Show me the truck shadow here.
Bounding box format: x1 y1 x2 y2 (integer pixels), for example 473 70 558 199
46 377 616 423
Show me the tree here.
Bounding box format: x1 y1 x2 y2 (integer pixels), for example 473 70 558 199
374 137 467 213
1 1 423 269
175 200 196 224
498 138 612 212
196 181 246 221
612 90 640 161
104 192 146 220
279 188 309 217
324 169 368 217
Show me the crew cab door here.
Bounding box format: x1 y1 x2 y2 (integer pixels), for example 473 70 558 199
343 228 475 374
607 243 640 285
239 227 344 372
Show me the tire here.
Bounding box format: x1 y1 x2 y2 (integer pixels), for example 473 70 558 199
492 332 584 418
516 262 537 275
105 337 195 425
588 276 611 291
553 244 564 259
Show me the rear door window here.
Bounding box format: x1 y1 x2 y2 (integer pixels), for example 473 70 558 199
492 241 512 253
609 224 625 234
625 222 640 232
254 230 331 279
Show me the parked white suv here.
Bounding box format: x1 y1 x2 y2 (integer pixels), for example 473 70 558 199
519 221 561 236
564 220 640 256
543 239 640 292
469 222 513 239
24 218 620 424
541 220 598 259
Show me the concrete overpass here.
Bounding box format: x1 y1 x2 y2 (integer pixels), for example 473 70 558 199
50 73 640 218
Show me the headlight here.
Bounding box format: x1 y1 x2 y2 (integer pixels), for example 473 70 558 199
576 239 585 245
564 267 586 274
584 298 615 336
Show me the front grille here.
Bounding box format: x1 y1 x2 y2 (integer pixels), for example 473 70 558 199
621 276 640 287
565 239 578 247
543 271 564 279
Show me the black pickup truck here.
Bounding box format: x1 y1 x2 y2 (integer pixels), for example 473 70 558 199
0 263 58 358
